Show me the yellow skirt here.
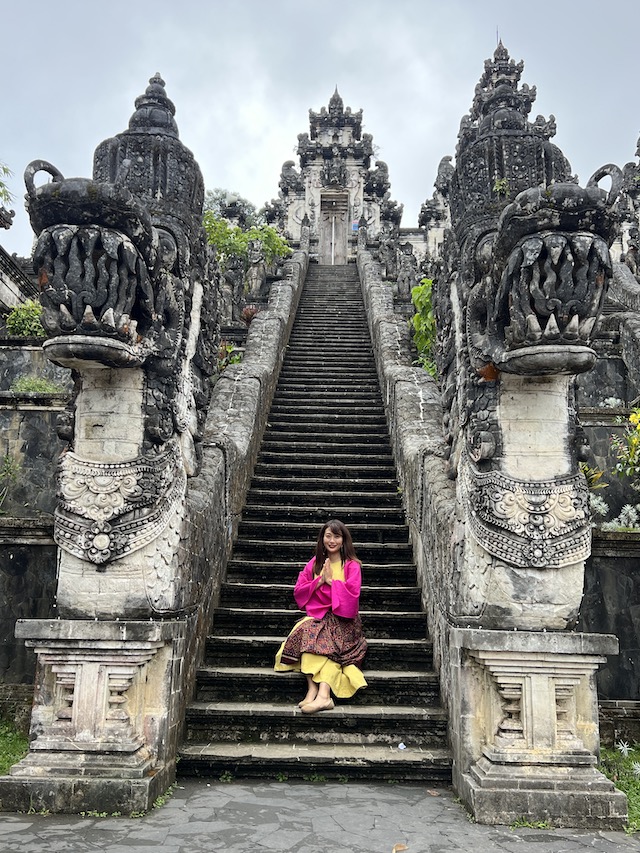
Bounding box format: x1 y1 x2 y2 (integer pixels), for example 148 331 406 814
274 617 368 699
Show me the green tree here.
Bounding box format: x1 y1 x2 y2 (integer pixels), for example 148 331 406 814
204 188 260 227
203 213 290 272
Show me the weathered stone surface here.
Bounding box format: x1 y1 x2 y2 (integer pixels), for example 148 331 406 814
580 531 640 700
0 400 66 516
0 343 72 392
0 539 56 684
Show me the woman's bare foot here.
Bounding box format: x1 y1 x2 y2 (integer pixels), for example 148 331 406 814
301 696 335 714
297 688 318 708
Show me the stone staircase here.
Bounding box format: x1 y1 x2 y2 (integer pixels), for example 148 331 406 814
178 264 451 782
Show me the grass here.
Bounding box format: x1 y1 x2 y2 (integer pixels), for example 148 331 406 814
599 742 640 833
0 720 28 775
10 376 64 393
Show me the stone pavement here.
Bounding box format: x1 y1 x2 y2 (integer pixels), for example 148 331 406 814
0 779 639 853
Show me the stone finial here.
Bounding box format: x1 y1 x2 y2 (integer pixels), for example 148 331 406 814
128 73 179 138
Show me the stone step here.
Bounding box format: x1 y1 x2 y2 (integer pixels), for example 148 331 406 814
231 539 412 562
285 350 375 360
177 741 452 782
212 609 426 638
183 701 447 747
244 488 401 506
240 505 405 525
262 420 388 436
219 582 422 611
194 667 439 705
260 430 390 447
248 477 400 494
254 452 394 468
236 520 409 544
204 636 432 669
275 379 380 390
271 396 384 410
279 361 377 372
225 559 417 584
258 438 392 455
181 264 449 785
252 463 397 480
273 392 383 405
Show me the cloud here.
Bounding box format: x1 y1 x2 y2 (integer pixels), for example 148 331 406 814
2 0 639 257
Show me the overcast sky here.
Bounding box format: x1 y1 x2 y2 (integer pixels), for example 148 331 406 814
2 0 639 257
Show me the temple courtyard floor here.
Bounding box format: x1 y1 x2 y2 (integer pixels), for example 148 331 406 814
0 779 639 852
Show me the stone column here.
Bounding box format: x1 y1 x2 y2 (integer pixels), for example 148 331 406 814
0 619 186 814
451 628 628 828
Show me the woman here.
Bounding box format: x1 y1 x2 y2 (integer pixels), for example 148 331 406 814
274 519 368 713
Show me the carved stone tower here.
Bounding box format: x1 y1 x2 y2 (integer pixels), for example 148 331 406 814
0 74 219 814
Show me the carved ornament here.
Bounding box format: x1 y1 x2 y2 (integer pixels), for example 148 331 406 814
55 441 185 565
460 452 590 568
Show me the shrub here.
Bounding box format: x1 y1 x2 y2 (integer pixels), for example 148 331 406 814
410 278 437 378
5 300 46 338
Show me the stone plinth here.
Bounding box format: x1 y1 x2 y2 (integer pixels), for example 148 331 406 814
451 628 628 828
0 619 185 814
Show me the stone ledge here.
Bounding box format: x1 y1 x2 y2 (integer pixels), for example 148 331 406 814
15 618 184 643
452 627 619 657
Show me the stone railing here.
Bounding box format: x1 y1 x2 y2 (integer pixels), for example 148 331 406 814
164 245 308 726
356 247 456 698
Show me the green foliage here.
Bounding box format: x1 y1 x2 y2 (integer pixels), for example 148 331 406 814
600 742 640 833
509 817 551 830
302 773 327 782
219 770 234 783
579 462 608 491
493 177 509 197
217 341 243 373
5 300 46 338
410 278 437 378
245 224 291 267
153 784 176 809
203 212 290 272
0 720 28 775
10 376 64 393
0 455 20 512
0 161 13 206
611 408 640 486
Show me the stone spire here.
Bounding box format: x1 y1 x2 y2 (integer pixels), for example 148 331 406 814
328 86 344 116
449 42 572 241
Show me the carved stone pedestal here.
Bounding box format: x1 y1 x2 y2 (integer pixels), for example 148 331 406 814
0 619 185 814
451 628 628 828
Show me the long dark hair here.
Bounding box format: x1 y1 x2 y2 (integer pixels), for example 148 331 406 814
313 519 361 575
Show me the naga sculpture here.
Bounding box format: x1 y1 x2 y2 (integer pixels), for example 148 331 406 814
434 43 621 628
23 74 219 618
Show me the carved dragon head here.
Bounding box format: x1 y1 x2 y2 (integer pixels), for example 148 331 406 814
24 74 218 460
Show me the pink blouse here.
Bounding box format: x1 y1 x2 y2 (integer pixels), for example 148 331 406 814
293 558 362 620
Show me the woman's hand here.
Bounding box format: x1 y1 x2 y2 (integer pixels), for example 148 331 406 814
321 559 333 585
